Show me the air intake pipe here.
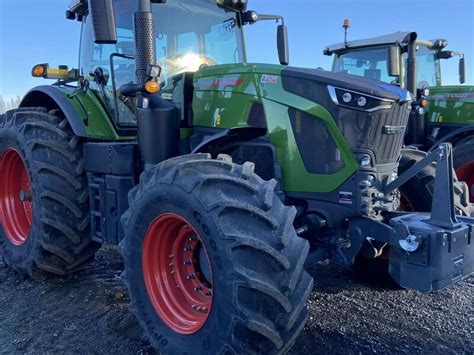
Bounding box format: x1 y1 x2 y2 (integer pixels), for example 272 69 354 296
134 0 180 167
135 0 156 85
405 32 425 145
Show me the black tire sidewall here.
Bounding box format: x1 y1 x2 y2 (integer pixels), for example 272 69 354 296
125 183 235 354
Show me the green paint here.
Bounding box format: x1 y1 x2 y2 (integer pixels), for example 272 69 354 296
427 85 474 125
193 63 358 192
56 86 134 140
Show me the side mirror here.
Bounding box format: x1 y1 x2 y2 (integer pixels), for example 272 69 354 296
88 0 117 44
388 46 401 77
460 57 466 84
277 24 289 66
438 50 455 60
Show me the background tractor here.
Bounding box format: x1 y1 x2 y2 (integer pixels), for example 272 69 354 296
0 1 473 353
325 27 474 200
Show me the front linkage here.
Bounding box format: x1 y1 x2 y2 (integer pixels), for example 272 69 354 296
339 143 474 292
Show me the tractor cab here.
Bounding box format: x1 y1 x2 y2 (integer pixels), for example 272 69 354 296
324 31 466 92
77 0 246 129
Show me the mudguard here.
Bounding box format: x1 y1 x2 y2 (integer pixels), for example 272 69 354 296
429 124 474 152
20 85 124 140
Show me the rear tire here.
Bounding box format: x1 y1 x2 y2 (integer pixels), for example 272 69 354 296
0 108 99 278
121 154 313 354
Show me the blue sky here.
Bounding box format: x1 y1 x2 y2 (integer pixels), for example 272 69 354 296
0 0 473 100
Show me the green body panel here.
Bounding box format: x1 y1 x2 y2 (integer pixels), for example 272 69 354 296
55 86 134 140
193 63 359 193
427 85 474 125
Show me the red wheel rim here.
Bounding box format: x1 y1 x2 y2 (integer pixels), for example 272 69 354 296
0 149 33 246
142 213 213 334
456 161 474 202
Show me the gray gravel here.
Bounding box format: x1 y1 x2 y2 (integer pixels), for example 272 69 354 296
0 246 472 354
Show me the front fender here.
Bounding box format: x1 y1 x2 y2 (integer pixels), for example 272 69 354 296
429 124 474 152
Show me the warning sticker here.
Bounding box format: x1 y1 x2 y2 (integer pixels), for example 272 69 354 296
339 191 353 205
261 75 279 84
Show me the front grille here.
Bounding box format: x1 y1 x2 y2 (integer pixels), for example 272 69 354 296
289 108 345 174
247 103 267 129
336 102 410 164
282 75 411 165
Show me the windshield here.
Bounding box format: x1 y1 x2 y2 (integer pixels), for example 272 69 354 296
80 0 245 126
333 47 395 83
153 0 245 83
333 44 440 88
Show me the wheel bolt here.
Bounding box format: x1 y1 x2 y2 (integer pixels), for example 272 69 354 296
205 290 212 297
169 254 174 259
186 273 195 280
189 236 197 241
169 262 175 267
19 190 32 202
170 270 176 275
184 245 192 252
192 304 198 310
194 285 203 291
184 259 192 265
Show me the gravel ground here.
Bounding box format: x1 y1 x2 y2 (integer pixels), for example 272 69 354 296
0 246 472 354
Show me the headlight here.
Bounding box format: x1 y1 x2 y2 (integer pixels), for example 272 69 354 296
327 86 394 112
342 92 352 103
357 96 367 107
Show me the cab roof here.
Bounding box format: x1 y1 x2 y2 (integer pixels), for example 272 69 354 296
324 31 438 55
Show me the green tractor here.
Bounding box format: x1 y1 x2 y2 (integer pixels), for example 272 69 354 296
1 1 473 353
324 27 474 200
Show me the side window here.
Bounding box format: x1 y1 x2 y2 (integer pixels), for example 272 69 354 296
204 20 240 64
80 16 136 127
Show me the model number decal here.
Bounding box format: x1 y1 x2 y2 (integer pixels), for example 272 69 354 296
339 191 353 205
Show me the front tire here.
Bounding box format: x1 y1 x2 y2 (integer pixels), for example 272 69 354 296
121 154 313 354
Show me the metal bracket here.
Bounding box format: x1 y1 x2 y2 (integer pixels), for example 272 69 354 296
428 143 460 229
385 143 460 230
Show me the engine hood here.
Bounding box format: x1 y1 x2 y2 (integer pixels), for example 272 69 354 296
282 67 411 103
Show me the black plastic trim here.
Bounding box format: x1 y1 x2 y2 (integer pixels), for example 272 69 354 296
20 85 88 137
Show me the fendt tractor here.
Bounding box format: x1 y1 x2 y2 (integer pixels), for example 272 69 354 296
1 1 473 353
325 26 474 200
